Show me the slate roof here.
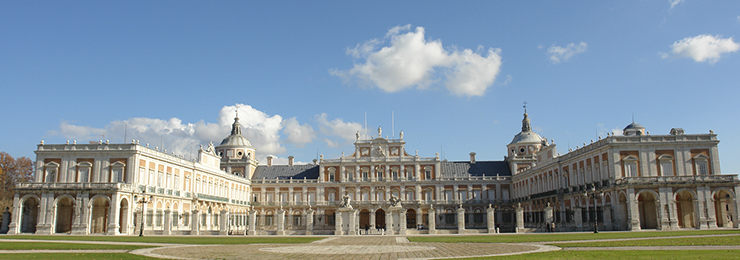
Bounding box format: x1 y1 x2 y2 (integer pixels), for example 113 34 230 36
439 161 511 178
252 164 319 180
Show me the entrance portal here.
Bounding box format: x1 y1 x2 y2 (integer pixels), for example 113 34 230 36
375 209 386 229
20 197 39 233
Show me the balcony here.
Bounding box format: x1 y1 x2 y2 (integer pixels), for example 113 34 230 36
614 175 738 186
16 182 135 191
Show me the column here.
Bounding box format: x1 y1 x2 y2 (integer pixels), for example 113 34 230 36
603 205 612 230
248 209 256 235
428 208 436 234
416 207 422 230
276 208 286 235
191 209 200 235
628 188 641 230
457 206 465 234
369 209 376 229
163 208 172 235
486 205 496 233
305 208 314 235
349 210 357 235
108 193 120 235
704 186 718 229
7 193 20 234
219 209 229 235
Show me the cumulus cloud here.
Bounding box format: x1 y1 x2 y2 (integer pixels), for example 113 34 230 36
664 34 739 64
330 25 502 97
282 117 315 145
547 42 587 64
316 113 363 147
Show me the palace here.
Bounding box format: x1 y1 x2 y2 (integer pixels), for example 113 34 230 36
7 111 739 235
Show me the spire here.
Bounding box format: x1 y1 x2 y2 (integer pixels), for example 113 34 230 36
521 101 531 132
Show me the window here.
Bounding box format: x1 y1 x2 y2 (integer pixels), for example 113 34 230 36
697 161 708 175
694 154 709 175
445 190 453 202
328 168 335 182
328 192 335 202
157 172 163 187
622 155 639 178
392 169 398 180
46 169 57 183
294 193 301 204
182 213 189 226
174 175 180 190
265 215 273 226
293 215 301 226
405 190 414 201
425 190 432 202
362 170 369 181
78 162 92 183
424 167 432 180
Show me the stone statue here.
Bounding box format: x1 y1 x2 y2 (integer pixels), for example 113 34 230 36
207 141 215 153
340 195 352 209
356 131 360 140
400 131 404 139
375 146 385 157
378 126 382 137
389 195 401 207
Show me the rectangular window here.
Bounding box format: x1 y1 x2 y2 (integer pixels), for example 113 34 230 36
698 162 708 175
392 171 398 180
79 168 89 183
265 215 273 226
661 162 673 176
293 215 301 226
425 170 432 180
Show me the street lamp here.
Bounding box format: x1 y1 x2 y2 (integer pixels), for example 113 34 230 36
583 186 604 234
138 191 154 237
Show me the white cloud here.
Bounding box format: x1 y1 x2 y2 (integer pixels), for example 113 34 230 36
669 0 684 10
282 117 315 145
330 25 503 97
547 42 587 64
316 113 363 147
665 34 740 64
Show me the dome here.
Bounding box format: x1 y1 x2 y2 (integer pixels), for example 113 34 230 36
217 116 254 149
623 122 645 131
510 131 543 145
509 112 543 145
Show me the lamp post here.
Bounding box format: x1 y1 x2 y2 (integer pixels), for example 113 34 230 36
584 186 603 234
138 191 153 237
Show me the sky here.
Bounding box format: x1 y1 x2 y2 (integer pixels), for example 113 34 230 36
1 1 739 174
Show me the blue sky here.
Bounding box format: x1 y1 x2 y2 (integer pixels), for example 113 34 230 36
2 1 739 174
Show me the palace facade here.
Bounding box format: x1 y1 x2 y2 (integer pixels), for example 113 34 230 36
7 111 739 235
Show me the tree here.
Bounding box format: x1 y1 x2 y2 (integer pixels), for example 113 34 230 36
0 152 34 215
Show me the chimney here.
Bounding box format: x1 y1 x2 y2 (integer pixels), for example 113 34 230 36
469 152 476 164
288 156 294 166
266 156 273 166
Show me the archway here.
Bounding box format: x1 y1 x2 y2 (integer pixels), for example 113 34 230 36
375 209 385 229
618 193 628 230
119 198 129 234
714 190 734 227
406 209 417 228
359 209 370 229
676 190 696 228
20 197 39 233
638 192 658 229
55 196 74 233
91 196 110 234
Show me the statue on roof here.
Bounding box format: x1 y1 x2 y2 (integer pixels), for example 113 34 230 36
356 131 360 140
378 126 382 137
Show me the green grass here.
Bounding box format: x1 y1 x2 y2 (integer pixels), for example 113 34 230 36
0 235 323 244
0 242 151 250
555 236 740 247
467 250 740 259
0 253 160 260
409 230 740 243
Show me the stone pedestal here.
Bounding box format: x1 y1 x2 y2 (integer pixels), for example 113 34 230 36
428 207 436 234
515 206 524 233
334 211 343 235
486 206 496 233
574 207 583 229
336 207 357 235
457 206 465 234
247 209 256 235
163 209 172 235
276 209 286 235
305 209 314 235
603 205 612 230
191 209 200 236
219 210 229 235
399 209 407 235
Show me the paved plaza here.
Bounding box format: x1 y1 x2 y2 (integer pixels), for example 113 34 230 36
141 236 555 259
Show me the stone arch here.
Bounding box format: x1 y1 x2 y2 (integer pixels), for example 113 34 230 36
406 208 417 228
637 190 659 229
89 195 111 234
359 209 371 229
674 189 696 228
375 208 386 229
713 189 735 228
119 197 129 234
19 195 40 233
54 195 76 234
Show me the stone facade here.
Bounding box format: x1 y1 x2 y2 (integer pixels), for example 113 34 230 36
7 112 739 235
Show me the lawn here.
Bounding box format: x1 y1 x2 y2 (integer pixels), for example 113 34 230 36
0 242 151 250
555 235 740 247
468 250 740 259
0 253 160 260
408 230 740 244
0 235 323 244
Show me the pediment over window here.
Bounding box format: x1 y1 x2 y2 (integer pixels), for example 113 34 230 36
693 154 709 160
622 155 639 161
